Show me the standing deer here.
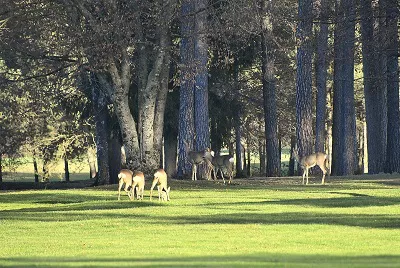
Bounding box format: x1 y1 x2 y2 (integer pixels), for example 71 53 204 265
292 151 329 185
132 171 145 200
187 147 215 181
118 169 134 200
150 169 170 201
208 154 234 184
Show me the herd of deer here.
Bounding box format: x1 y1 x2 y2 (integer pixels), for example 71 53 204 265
117 147 330 201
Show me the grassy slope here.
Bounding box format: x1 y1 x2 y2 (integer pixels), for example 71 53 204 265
0 175 400 267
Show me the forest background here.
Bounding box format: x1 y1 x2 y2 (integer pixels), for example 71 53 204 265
0 0 399 184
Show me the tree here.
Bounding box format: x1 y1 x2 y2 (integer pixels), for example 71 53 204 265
260 0 280 177
385 0 400 173
296 0 314 162
314 0 330 154
361 0 387 174
332 0 357 175
177 0 196 178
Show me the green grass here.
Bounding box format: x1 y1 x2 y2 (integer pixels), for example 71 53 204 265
1 175 400 267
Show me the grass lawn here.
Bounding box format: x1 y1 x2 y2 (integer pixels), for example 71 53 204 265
0 174 400 267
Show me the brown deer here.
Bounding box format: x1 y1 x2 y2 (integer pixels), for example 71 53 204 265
150 169 170 201
292 151 329 185
118 169 134 200
187 147 215 181
210 154 234 184
132 171 145 200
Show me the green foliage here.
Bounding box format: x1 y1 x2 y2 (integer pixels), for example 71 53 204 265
1 176 400 267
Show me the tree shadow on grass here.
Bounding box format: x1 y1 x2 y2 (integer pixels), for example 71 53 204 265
0 253 399 267
168 211 400 229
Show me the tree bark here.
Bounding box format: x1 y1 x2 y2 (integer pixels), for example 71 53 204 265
108 130 121 184
178 0 195 178
90 72 110 185
260 0 280 177
385 0 400 173
341 0 357 175
314 0 329 154
296 0 314 159
194 0 210 153
361 0 387 174
64 156 70 182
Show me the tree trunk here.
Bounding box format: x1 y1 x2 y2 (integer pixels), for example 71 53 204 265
33 155 39 183
260 0 280 177
91 72 110 185
288 136 296 176
109 54 141 170
340 0 357 175
108 130 121 184
194 0 210 153
64 156 70 182
0 153 2 183
361 0 387 174
385 0 400 173
165 134 178 178
178 0 195 178
87 146 97 179
296 0 314 159
233 59 244 177
314 0 329 153
332 0 344 175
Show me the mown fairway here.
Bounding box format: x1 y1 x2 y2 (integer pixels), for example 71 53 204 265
1 175 400 267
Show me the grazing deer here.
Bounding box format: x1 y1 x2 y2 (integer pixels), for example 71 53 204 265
132 171 145 200
150 169 170 201
160 186 171 201
118 169 134 200
292 151 329 185
187 147 215 181
211 154 234 184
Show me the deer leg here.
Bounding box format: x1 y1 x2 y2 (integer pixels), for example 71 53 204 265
306 167 309 185
150 181 158 201
124 184 133 200
302 169 306 185
118 181 123 200
192 164 196 181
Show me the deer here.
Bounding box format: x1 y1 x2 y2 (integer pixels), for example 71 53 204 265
118 169 134 200
210 154 235 184
292 151 330 185
131 171 145 200
187 147 215 181
150 169 170 201
160 186 171 201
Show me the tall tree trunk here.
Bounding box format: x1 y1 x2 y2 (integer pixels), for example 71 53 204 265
340 0 357 175
361 0 387 174
90 72 110 185
178 0 195 178
332 0 344 175
385 0 400 173
194 0 210 153
108 53 141 171
296 0 314 160
260 0 280 177
233 59 244 177
314 0 329 153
